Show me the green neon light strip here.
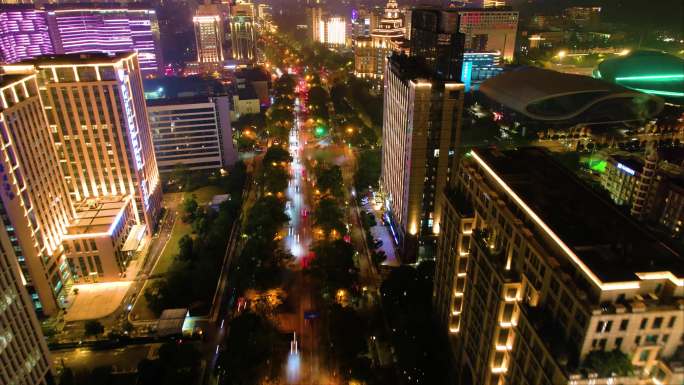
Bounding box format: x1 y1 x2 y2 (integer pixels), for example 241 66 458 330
615 74 684 82
631 87 684 97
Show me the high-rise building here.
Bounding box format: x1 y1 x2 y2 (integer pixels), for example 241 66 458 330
0 201 53 384
230 1 257 61
45 4 163 76
194 4 226 64
409 7 465 81
308 6 347 48
24 52 162 235
0 5 54 64
354 0 405 80
380 54 464 260
434 147 684 385
147 96 236 173
351 6 371 38
456 8 518 61
0 72 74 315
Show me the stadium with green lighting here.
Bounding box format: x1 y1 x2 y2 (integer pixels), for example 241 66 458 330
594 50 684 103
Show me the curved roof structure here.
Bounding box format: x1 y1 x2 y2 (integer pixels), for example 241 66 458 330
595 50 684 103
480 67 664 122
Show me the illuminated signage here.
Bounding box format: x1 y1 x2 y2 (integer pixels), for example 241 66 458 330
617 162 635 176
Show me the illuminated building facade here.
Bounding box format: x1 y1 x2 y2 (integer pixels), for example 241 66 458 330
461 52 503 91
434 147 684 385
0 72 74 315
380 54 464 260
0 5 54 64
147 96 235 173
230 2 257 61
456 8 518 61
45 4 162 76
194 4 225 64
0 214 53 385
308 6 347 48
351 7 371 38
63 195 141 282
22 52 162 236
354 0 405 79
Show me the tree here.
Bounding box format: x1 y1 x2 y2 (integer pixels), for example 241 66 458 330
181 195 198 223
178 234 195 261
309 240 357 294
315 164 344 199
328 304 368 372
215 312 285 385
314 197 346 237
263 165 290 193
263 145 292 165
354 149 381 192
84 320 104 339
581 350 634 377
244 196 289 241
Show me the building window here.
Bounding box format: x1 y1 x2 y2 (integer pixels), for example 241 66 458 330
653 317 663 329
615 337 623 349
668 316 676 328
619 319 629 331
635 336 641 345
640 318 648 330
662 334 669 343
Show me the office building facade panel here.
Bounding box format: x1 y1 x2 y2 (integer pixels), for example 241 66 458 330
434 147 684 385
0 73 74 315
46 5 163 76
148 100 225 172
0 5 54 64
34 53 161 234
381 54 464 260
0 221 52 385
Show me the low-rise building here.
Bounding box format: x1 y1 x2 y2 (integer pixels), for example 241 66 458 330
147 96 236 172
63 196 142 282
231 85 260 121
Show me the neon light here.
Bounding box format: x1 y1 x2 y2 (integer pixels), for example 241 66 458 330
615 74 684 82
617 162 636 175
630 88 684 97
471 151 641 291
461 61 473 92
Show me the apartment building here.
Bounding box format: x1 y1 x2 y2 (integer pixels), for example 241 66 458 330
434 147 684 385
230 2 257 61
380 54 464 260
0 217 53 385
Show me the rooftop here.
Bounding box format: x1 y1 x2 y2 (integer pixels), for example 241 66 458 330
0 73 31 90
66 195 131 237
146 95 213 107
388 53 435 82
472 147 684 284
23 52 134 66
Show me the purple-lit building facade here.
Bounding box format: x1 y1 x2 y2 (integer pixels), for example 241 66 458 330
44 4 162 76
0 5 54 63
